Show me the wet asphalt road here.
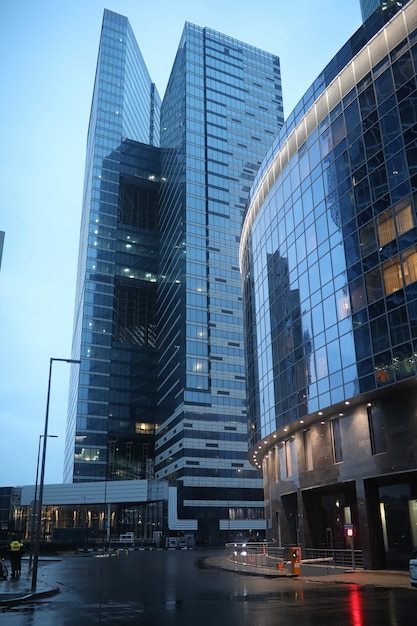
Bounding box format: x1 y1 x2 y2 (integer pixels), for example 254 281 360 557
1 550 415 625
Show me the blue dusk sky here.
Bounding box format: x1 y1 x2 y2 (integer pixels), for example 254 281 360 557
0 0 362 487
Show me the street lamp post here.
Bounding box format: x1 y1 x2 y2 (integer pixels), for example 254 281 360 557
28 434 58 571
31 357 81 592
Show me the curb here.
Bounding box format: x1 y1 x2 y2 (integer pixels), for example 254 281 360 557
202 556 295 579
0 586 59 607
202 556 412 589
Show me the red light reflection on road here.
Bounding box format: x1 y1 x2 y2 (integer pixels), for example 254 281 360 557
348 586 363 626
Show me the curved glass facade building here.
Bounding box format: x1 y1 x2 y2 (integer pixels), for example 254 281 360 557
241 1 417 568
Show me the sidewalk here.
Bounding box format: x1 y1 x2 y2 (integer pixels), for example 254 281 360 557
0 559 60 607
204 555 412 590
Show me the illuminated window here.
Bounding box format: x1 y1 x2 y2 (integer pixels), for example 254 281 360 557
401 245 417 286
377 210 395 247
135 422 155 435
75 448 100 462
395 200 414 236
376 198 414 248
382 256 402 294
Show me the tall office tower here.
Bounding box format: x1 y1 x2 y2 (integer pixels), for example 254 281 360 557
64 10 161 483
155 23 284 540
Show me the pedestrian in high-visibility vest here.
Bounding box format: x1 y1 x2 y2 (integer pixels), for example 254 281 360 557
9 538 24 578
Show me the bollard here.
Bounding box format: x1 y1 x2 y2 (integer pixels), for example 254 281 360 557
290 547 301 576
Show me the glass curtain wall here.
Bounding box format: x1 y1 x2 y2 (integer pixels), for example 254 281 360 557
156 23 284 532
65 10 161 483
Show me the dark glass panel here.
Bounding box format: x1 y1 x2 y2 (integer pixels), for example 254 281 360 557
406 144 417 177
380 108 401 145
344 100 360 134
331 114 346 147
347 262 363 281
354 323 372 360
370 167 389 202
384 136 404 160
362 250 379 271
359 374 376 393
368 298 386 319
345 232 361 267
398 93 417 130
366 266 384 304
374 68 394 104
407 299 417 336
370 316 390 352
385 287 405 310
363 124 382 158
357 357 373 377
358 83 376 118
335 151 350 183
396 78 417 103
367 149 384 173
354 178 371 210
388 307 410 346
392 51 414 88
349 137 365 169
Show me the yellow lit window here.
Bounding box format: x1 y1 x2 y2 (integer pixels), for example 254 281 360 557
377 198 414 248
382 256 402 294
377 210 395 247
402 246 417 286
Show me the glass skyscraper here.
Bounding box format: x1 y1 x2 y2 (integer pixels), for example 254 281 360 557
65 10 284 542
64 10 161 484
156 23 283 538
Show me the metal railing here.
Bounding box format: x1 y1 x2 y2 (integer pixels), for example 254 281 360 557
225 542 285 570
302 547 364 569
225 543 364 570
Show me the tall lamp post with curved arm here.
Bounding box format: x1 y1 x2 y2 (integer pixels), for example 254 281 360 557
31 357 81 592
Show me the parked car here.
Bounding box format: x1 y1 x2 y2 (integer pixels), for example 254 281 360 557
409 551 417 588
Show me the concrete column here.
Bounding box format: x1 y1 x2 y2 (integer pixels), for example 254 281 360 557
355 478 373 569
296 489 305 547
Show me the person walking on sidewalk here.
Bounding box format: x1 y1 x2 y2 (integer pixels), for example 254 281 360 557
9 537 24 578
